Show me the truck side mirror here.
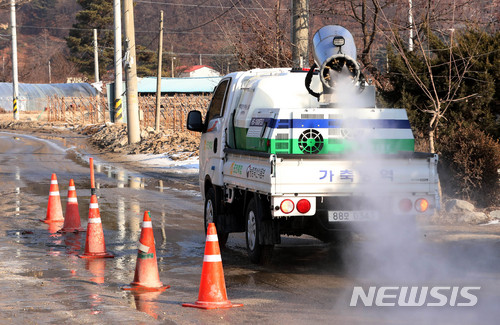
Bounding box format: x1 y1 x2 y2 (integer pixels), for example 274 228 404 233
187 110 204 132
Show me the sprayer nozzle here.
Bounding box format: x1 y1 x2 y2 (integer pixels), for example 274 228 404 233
312 25 361 90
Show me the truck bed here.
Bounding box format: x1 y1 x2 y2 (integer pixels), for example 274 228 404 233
223 148 439 197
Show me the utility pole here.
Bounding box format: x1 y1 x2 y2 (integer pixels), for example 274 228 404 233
291 0 309 69
93 29 102 120
48 60 51 83
171 45 175 77
113 0 123 123
93 29 99 83
11 0 19 120
155 10 163 131
275 0 281 65
123 0 141 144
408 0 414 51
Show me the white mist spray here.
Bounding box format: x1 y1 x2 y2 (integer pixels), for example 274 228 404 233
328 72 496 323
332 73 434 280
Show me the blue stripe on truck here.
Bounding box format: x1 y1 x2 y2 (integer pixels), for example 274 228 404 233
265 119 411 129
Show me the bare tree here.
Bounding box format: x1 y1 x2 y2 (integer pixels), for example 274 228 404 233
221 0 293 69
374 0 487 153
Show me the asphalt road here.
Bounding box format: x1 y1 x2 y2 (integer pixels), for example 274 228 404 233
0 130 499 324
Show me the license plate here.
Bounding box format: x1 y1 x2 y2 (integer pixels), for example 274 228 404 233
328 210 378 222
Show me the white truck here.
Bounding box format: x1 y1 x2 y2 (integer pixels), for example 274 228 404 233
187 26 439 263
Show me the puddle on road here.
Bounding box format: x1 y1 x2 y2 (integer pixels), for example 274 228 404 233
4 131 200 195
66 149 200 194
4 131 204 251
0 132 227 321
131 291 163 319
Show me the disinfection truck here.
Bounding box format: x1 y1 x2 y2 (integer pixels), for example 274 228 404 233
187 26 439 263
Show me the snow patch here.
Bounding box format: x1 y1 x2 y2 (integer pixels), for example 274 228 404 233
479 219 499 226
125 153 199 173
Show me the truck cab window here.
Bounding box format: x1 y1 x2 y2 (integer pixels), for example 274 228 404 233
205 79 230 124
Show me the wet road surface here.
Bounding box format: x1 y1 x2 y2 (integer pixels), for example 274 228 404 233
1 131 500 324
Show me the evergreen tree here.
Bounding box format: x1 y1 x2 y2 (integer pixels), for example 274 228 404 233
451 30 500 138
136 45 157 77
66 0 161 79
66 0 114 79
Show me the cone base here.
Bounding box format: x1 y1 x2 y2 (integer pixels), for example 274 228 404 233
182 301 243 310
40 218 64 224
59 227 86 233
78 252 115 259
122 284 170 292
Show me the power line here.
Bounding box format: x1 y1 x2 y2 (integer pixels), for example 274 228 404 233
164 0 243 32
99 45 235 57
16 0 277 36
18 1 247 34
134 0 288 11
17 24 248 35
143 0 212 22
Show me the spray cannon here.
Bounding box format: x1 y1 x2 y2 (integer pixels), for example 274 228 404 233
305 25 364 100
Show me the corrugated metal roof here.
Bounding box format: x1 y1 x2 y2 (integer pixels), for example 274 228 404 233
0 82 97 111
137 76 221 93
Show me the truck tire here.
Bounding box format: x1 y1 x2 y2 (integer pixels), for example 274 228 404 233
204 187 228 247
245 197 273 264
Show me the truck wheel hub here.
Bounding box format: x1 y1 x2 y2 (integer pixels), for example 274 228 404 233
205 200 214 227
247 211 256 250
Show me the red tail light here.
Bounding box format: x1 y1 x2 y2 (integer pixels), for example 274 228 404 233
399 198 412 212
296 199 311 214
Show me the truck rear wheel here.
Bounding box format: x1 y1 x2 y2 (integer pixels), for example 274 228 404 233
204 187 228 247
246 197 273 264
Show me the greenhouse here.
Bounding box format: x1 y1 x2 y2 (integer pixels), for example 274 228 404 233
0 82 97 112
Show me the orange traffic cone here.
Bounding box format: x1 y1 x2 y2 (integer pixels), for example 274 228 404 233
182 223 243 309
78 194 114 259
40 173 64 223
60 179 85 233
123 211 169 292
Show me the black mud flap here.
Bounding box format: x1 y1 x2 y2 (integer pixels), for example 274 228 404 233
259 218 281 245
